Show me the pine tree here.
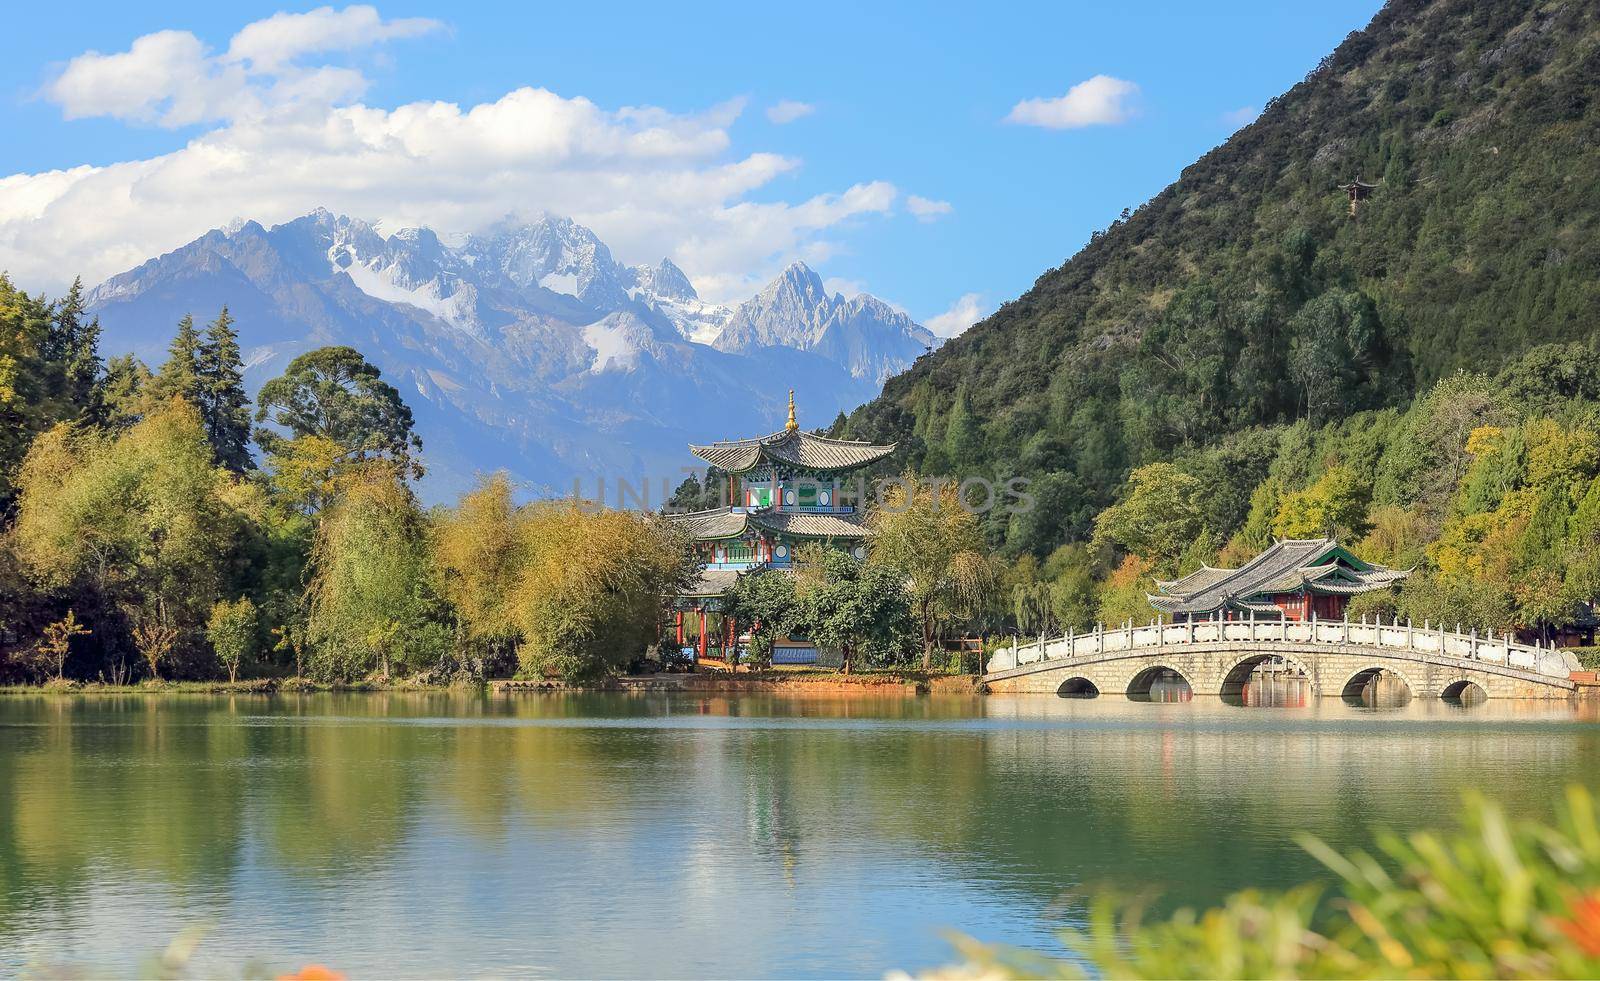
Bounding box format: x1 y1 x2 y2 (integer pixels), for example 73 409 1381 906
197 307 253 472
52 278 105 424
100 354 152 431
943 384 983 468
150 314 203 406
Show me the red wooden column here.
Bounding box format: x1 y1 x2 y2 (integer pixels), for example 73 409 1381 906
698 610 708 659
675 610 684 647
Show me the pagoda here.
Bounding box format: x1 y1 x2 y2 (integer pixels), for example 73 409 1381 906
667 392 895 664
1148 538 1408 623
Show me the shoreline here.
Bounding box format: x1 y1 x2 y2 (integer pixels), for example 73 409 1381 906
0 671 989 697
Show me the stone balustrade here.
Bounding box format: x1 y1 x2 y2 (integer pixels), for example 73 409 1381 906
986 616 1580 680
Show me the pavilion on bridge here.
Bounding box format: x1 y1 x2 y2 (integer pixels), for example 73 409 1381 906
666 392 894 665
1148 538 1407 623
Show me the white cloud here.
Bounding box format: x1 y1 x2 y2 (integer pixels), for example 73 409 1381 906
925 292 985 338
1005 75 1139 129
42 5 442 127
3 12 907 305
906 195 952 222
1222 105 1260 129
823 277 865 298
227 5 443 70
765 100 814 124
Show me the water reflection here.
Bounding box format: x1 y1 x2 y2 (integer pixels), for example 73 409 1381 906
1126 667 1193 702
2 691 1599 977
1342 669 1414 708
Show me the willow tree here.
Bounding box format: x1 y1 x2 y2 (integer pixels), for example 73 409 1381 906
511 504 693 683
868 477 995 670
433 473 531 672
304 465 446 680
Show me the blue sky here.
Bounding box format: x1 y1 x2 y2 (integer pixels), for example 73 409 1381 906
0 1 1383 331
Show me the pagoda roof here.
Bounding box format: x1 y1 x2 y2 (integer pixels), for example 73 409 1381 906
1148 538 1408 615
1339 179 1379 190
683 568 742 597
690 428 895 474
668 508 751 540
750 509 872 540
665 506 873 542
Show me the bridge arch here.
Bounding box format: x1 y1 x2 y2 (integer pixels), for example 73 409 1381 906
1341 664 1417 702
1126 664 1194 700
1441 679 1487 704
1057 677 1099 698
1220 651 1317 697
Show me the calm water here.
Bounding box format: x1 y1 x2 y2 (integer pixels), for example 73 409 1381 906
5 690 1600 978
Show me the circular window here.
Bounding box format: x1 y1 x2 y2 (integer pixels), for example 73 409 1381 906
852 545 866 560
819 490 831 506
775 544 789 559
784 489 796 505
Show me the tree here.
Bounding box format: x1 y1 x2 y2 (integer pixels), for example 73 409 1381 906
794 547 913 673
11 401 257 679
511 504 694 683
433 473 530 670
197 307 253 472
33 610 91 682
255 346 424 493
1097 554 1159 628
0 276 57 509
131 613 179 681
100 354 152 431
305 465 445 680
728 568 799 669
207 597 258 683
1272 466 1371 539
869 478 994 669
1091 463 1205 569
148 314 204 406
1287 289 1389 424
45 278 104 424
942 385 983 469
1005 471 1095 558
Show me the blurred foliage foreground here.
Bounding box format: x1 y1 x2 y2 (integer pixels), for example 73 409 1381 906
925 787 1600 980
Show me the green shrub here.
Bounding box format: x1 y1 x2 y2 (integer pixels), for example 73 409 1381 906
928 787 1600 979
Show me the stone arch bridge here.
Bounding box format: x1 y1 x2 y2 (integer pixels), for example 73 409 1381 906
983 617 1580 699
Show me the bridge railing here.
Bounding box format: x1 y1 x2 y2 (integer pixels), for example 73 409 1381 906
985 615 1582 679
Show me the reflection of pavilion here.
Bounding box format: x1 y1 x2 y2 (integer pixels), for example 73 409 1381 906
667 392 894 665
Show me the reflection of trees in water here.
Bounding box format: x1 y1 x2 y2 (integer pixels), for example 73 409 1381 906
0 696 250 931
4 692 1600 952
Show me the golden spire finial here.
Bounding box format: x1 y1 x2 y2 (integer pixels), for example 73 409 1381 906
785 389 798 432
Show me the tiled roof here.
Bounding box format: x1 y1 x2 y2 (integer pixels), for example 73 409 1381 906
750 510 873 540
683 568 742 597
690 429 895 473
665 508 749 540
1153 566 1233 593
1149 538 1407 615
666 506 874 542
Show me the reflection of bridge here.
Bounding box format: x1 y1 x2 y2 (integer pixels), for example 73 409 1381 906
984 617 1581 699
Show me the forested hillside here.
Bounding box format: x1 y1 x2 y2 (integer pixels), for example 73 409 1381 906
841 0 1600 556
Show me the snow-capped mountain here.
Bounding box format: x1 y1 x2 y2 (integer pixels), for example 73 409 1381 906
715 262 936 384
85 210 935 501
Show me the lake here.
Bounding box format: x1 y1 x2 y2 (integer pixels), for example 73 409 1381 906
4 690 1600 978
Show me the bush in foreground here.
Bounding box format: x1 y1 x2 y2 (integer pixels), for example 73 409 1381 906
925 787 1600 979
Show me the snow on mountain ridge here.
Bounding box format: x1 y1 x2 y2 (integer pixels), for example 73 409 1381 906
82 209 939 502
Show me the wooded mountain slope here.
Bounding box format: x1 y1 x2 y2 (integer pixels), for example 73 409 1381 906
841 0 1600 550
